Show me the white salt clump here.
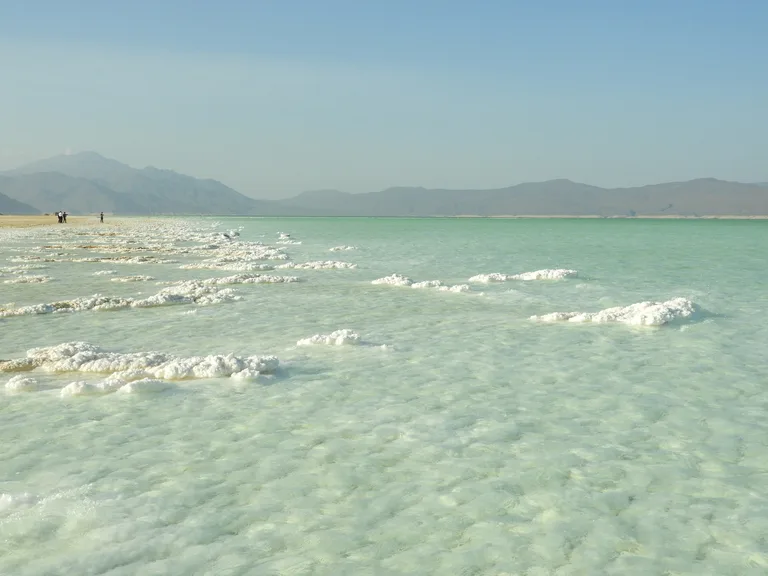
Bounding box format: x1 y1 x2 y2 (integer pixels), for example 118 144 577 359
1 264 48 273
275 239 302 245
179 262 276 271
469 269 577 283
411 280 471 293
297 329 361 346
18 342 279 381
115 379 174 394
0 281 240 318
197 274 300 285
93 270 117 276
411 280 444 289
329 245 357 251
373 274 468 292
5 375 40 392
372 274 413 286
277 261 357 270
60 381 101 397
437 284 471 293
531 297 701 326
110 275 155 282
0 358 37 372
2 275 51 284
512 268 578 281
278 232 291 239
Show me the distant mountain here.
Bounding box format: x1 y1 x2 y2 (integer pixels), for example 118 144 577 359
0 188 39 214
275 177 768 216
1 152 301 216
3 152 767 216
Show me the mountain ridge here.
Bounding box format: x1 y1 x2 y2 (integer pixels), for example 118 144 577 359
2 152 768 216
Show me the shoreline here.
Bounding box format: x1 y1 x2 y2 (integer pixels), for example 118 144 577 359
0 215 107 229
2 213 768 229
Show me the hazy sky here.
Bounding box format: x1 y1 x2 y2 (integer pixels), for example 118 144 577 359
1 0 766 198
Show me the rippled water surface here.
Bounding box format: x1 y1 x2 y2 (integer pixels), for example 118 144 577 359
2 216 768 575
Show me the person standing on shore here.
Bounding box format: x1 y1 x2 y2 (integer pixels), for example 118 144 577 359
62 211 68 223
100 212 104 223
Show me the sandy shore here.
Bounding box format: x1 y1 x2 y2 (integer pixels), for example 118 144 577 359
0 215 107 229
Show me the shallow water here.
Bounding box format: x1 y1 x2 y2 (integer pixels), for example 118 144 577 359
2 216 768 575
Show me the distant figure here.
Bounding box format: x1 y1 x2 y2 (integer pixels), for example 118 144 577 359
100 212 104 223
57 211 63 224
62 211 68 224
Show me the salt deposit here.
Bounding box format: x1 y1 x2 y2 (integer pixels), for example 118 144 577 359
2 342 280 386
469 268 578 283
373 274 470 292
3 275 51 284
372 273 414 286
179 262 276 271
92 270 117 276
0 216 762 575
198 274 300 285
0 281 240 318
110 275 156 282
531 297 701 326
297 329 361 346
277 261 357 270
4 375 40 392
329 245 357 251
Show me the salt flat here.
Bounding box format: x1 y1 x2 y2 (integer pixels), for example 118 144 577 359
2 216 768 575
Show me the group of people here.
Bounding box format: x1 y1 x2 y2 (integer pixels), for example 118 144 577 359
54 211 105 223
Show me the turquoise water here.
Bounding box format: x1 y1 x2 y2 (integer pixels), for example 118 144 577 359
2 217 768 575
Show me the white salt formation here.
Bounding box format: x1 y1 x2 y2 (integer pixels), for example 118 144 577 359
110 275 156 282
198 274 300 285
2 342 279 392
530 297 701 326
93 270 117 276
0 281 240 318
411 280 471 293
469 269 578 283
60 378 174 396
179 262 276 271
297 329 361 346
329 245 357 251
277 261 357 270
5 375 41 392
372 274 470 292
372 274 414 286
3 275 51 284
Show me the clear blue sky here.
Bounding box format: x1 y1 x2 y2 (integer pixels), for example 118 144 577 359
1 0 766 198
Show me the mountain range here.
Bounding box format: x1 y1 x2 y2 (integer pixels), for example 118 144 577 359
1 152 767 217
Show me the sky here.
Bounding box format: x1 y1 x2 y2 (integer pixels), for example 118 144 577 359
0 0 766 198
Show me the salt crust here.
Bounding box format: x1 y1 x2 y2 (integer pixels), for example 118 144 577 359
469 269 578 283
372 274 470 293
297 329 361 346
3 342 280 395
530 297 701 326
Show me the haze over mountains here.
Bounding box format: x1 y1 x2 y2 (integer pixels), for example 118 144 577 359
1 152 767 217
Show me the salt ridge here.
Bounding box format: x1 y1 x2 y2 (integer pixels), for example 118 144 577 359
530 297 701 326
1 342 280 392
469 269 578 283
372 274 471 293
278 261 357 270
3 275 51 284
297 329 362 346
0 281 240 318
